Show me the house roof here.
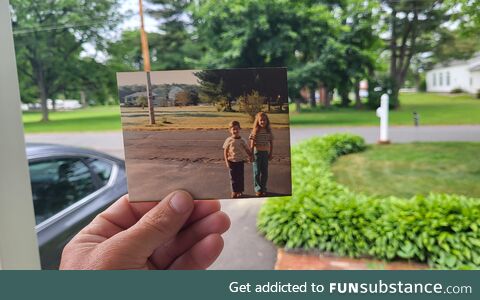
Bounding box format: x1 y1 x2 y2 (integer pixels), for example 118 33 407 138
124 91 159 98
470 63 480 72
431 52 480 70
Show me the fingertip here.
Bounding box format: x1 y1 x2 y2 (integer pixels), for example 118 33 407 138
202 233 224 262
216 211 231 234
169 190 194 214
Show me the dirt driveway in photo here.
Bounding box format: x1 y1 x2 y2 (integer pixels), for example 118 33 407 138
122 128 292 201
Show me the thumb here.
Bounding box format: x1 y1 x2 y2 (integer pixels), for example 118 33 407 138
109 190 194 258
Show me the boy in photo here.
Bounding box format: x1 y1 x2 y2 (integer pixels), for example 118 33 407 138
223 121 252 198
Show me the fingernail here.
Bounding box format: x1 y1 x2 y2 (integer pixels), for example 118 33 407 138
169 191 192 214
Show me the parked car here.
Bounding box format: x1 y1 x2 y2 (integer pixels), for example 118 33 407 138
26 143 127 269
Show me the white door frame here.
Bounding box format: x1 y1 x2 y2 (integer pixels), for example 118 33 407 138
0 0 41 270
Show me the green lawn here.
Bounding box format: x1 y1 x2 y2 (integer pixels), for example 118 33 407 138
332 142 480 198
22 92 480 132
290 93 480 126
23 106 121 133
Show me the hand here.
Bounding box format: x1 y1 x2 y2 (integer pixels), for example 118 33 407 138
225 161 230 168
60 191 230 270
268 153 273 161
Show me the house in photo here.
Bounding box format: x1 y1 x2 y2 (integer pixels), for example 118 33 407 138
426 53 480 94
122 91 174 107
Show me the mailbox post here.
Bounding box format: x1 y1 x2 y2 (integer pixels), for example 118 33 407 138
376 93 390 144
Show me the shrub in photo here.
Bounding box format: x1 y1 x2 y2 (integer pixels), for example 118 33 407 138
136 96 147 109
238 90 265 122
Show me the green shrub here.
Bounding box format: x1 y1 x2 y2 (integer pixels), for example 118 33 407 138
257 134 480 269
450 88 464 94
238 90 265 122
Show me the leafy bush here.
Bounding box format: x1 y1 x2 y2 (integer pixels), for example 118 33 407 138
257 134 480 269
450 88 464 94
135 96 147 109
214 96 230 112
418 78 427 92
238 90 265 122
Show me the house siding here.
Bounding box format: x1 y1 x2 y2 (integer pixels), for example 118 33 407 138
426 55 480 94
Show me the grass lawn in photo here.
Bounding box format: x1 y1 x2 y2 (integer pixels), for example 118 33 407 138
290 92 480 126
121 105 289 131
332 142 480 198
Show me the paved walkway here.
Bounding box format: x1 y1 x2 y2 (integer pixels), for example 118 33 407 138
24 125 480 270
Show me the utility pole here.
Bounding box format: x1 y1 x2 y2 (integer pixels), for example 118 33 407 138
139 0 155 125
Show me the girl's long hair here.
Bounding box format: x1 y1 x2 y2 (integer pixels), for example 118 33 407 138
252 112 271 136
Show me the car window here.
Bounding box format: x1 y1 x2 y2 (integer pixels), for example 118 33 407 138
29 158 97 225
84 158 113 186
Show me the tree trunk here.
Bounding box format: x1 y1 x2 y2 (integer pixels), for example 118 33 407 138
295 99 301 113
324 89 332 108
309 88 316 108
392 86 400 109
80 90 88 107
340 88 350 107
389 8 397 87
354 80 362 109
36 68 49 122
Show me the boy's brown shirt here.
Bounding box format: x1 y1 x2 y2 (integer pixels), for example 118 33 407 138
223 136 249 162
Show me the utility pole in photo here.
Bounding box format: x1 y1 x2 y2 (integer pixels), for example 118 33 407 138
139 0 155 125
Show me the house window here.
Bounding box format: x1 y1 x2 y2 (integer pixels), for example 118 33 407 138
433 73 436 86
446 72 450 86
439 72 443 86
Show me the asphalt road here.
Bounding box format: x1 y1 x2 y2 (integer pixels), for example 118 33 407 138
290 125 480 144
26 125 480 160
25 125 480 269
122 129 291 201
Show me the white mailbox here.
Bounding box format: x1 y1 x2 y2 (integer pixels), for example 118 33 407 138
376 93 390 144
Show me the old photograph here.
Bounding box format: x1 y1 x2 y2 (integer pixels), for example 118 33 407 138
117 68 292 201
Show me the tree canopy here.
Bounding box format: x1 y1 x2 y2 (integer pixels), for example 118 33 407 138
11 0 120 121
10 0 479 118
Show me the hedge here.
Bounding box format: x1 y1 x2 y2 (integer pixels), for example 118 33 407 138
257 133 480 269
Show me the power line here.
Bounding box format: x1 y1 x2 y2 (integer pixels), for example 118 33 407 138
12 20 118 35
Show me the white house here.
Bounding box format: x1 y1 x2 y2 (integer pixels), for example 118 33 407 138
426 53 480 94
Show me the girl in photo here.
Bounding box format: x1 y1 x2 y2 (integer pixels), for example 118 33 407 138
249 112 273 197
223 121 252 198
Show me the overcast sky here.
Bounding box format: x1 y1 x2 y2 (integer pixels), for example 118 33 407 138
117 70 199 87
120 0 161 34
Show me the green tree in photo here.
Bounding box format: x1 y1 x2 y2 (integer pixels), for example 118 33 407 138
238 90 265 122
136 95 148 109
195 70 231 110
